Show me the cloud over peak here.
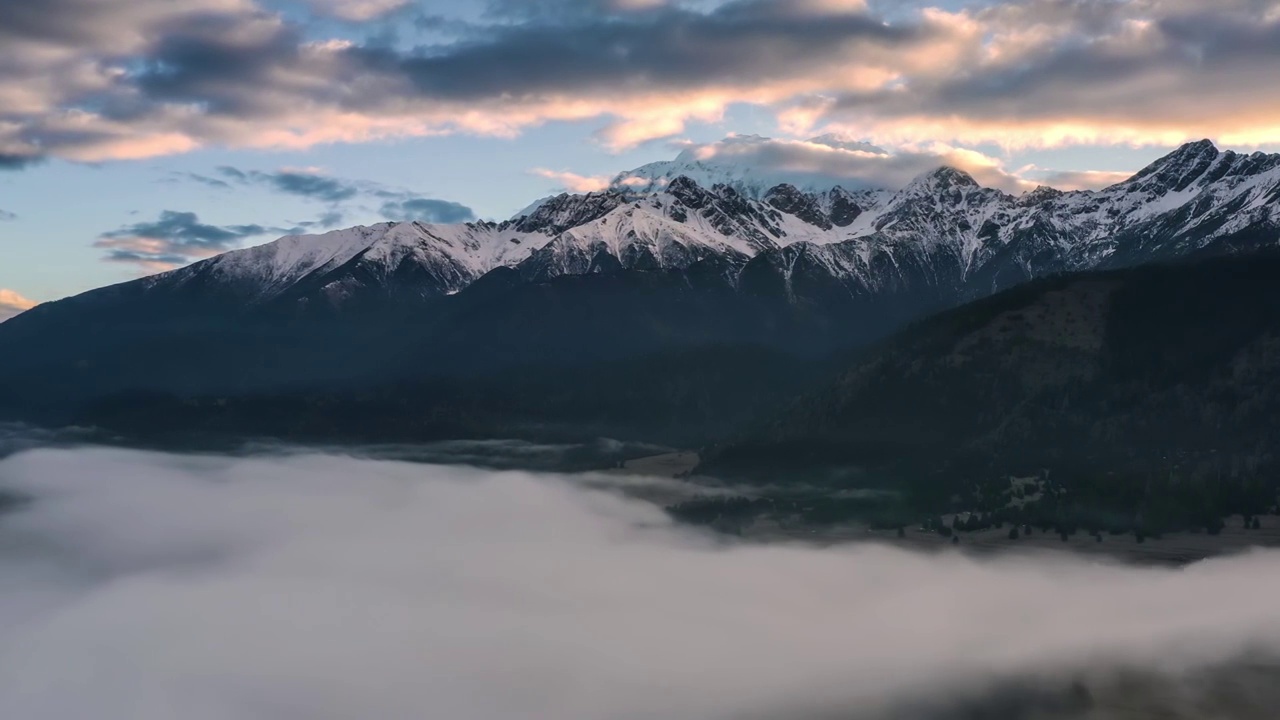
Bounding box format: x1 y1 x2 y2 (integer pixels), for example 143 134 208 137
607 133 1082 194
378 197 476 223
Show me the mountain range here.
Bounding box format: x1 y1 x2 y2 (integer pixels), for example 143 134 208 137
15 138 1280 318
3 139 1280 452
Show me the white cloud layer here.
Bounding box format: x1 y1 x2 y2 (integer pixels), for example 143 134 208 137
613 134 1050 193
1 446 1280 719
531 168 613 193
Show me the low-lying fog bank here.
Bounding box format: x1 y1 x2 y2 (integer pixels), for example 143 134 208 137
1 445 1279 719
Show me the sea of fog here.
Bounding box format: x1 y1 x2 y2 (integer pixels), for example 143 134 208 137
1 436 1280 718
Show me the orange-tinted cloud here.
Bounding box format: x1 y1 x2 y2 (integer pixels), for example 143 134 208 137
531 169 612 193
1026 168 1135 192
3 0 1280 166
0 289 36 322
811 0 1280 150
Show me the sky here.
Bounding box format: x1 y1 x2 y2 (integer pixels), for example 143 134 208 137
3 0 1280 313
2 443 1280 718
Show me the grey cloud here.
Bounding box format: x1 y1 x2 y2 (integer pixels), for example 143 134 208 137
100 210 266 247
138 2 901 108
94 210 271 268
0 152 42 170
0 0 212 47
0 0 929 163
181 172 233 189
279 209 348 232
211 166 368 204
389 1 912 100
98 249 197 267
242 170 361 203
0 0 285 163
212 165 373 204
215 166 248 182
6 0 1280 165
484 0 674 21
379 197 476 223
822 0 1280 143
313 209 347 228
2 446 1280 718
134 17 306 117
200 166 469 224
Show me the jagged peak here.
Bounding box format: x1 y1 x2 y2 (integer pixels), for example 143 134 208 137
1127 139 1221 186
670 175 701 192
665 175 718 208
666 175 705 194
1019 185 1064 206
1181 138 1218 153
906 166 980 192
1159 138 1220 165
509 188 628 234
762 182 804 199
711 182 742 199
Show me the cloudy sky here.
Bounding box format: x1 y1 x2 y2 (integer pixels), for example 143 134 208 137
2 0 1280 309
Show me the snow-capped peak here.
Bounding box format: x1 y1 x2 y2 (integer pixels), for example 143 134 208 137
907 166 981 191
1123 139 1221 192
145 140 1280 315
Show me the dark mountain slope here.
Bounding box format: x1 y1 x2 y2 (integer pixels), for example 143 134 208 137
0 262 865 442
701 254 1280 498
76 344 829 448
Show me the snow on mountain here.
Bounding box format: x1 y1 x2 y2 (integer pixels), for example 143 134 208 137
150 220 548 304
136 140 1280 312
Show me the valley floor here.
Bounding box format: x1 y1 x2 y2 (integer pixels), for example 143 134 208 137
739 513 1280 567
602 451 1280 566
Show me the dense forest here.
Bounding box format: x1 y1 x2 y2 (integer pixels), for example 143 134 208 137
699 254 1280 533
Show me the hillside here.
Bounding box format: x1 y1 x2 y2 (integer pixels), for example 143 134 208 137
700 254 1280 528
